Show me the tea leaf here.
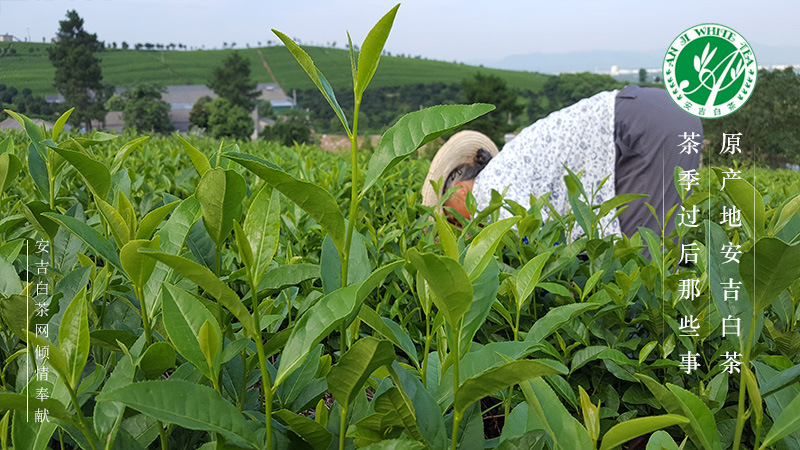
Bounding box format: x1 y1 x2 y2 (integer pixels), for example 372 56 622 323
599 415 689 450
135 200 179 240
93 350 135 446
52 107 74 141
22 201 59 241
666 383 722 450
224 152 347 253
43 212 124 272
272 29 349 133
714 167 765 239
110 136 149 174
761 393 800 449
597 194 649 220
243 185 280 285
520 378 593 449
740 237 800 313
361 104 496 195
435 212 458 260
515 252 551 306
59 287 90 387
96 196 131 247
646 430 681 450
138 341 176 380
139 251 256 338
454 360 564 414
0 152 22 191
162 283 219 379
355 4 399 98
374 387 424 441
51 146 111 201
524 303 600 344
198 319 221 376
407 249 473 329
464 216 519 280
120 237 160 288
5 109 45 156
579 386 600 443
96 380 260 448
27 146 50 202
760 363 800 398
273 409 333 450
327 337 395 408
177 134 211 177
195 168 246 246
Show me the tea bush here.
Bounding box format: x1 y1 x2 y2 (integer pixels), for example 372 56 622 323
1 5 800 450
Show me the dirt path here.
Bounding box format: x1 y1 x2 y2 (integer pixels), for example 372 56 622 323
256 49 280 87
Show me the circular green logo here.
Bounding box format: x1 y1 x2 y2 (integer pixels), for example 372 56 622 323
663 24 757 118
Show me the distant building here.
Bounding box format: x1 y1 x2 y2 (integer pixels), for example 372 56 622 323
0 34 15 42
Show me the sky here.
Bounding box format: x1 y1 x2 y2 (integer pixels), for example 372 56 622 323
0 0 798 65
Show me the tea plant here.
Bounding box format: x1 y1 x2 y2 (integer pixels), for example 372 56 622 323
2 4 800 450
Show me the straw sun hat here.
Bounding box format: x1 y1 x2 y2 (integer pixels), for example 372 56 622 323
421 130 499 213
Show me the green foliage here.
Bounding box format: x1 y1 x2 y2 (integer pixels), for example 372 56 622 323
207 51 259 111
116 84 174 134
461 73 524 145
189 95 213 130
525 72 625 121
205 97 253 140
47 10 111 130
261 109 312 146
256 98 276 119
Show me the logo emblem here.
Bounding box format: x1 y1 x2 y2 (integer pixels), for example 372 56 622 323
663 24 757 118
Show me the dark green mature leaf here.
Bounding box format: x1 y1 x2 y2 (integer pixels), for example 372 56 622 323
274 409 333 450
120 237 160 288
97 380 260 448
276 284 360 386
599 415 689 450
321 231 370 293
762 393 800 449
162 283 220 379
177 134 211 177
714 167 764 239
0 259 22 297
94 352 136 446
0 392 72 421
0 152 22 191
740 238 800 313
524 303 600 344
139 341 176 379
140 251 256 338
271 30 349 132
374 387 424 441
355 4 399 98
28 144 49 200
760 363 800 398
666 384 722 450
496 430 547 450
43 212 123 272
361 104 495 195
463 216 519 279
359 440 426 450
256 263 320 295
407 249 473 329
454 360 564 414
753 361 800 450
597 194 648 220
224 152 346 253
515 252 551 306
358 306 419 365
328 338 395 408
21 201 59 241
243 185 280 285
195 168 246 246
59 287 90 387
520 378 593 449
27 332 69 383
460 258 500 353
51 146 111 200
646 430 681 450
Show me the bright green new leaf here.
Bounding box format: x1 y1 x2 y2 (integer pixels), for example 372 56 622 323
110 136 149 174
359 439 425 450
273 409 333 450
243 185 281 285
740 237 800 313
464 216 519 279
195 168 246 246
761 390 800 449
407 249 473 328
162 283 220 379
327 338 395 408
435 213 459 260
140 251 256 338
96 380 260 448
521 378 593 449
52 107 74 141
5 109 45 156
198 319 221 376
96 196 131 247
177 134 211 177
714 167 764 239
355 4 399 98
51 146 111 200
773 194 800 236
361 103 495 195
135 200 179 240
597 194 649 220
0 152 22 192
599 415 689 450
26 332 69 385
59 287 90 387
120 238 161 289
515 252 551 306
454 360 564 414
224 152 347 253
579 386 600 444
271 29 349 132
275 284 361 386
233 220 253 273
742 364 763 428
646 430 681 450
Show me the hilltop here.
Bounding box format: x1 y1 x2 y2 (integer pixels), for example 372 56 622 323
0 41 548 96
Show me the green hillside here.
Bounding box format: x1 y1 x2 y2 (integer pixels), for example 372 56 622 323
0 41 547 96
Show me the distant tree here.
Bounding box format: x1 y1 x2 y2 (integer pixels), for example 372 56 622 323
461 73 523 145
257 99 276 119
112 42 117 49
189 95 213 129
222 42 227 49
653 75 661 83
262 109 311 146
206 97 253 140
115 85 174 133
231 42 236 48
121 41 129 50
48 10 110 131
639 68 647 83
207 51 259 111
525 72 624 121
145 43 154 50
135 43 142 50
